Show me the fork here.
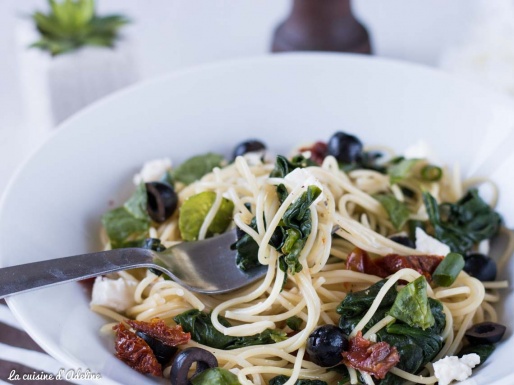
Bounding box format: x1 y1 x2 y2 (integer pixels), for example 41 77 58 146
0 229 267 298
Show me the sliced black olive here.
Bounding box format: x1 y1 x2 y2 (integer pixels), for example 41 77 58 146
136 331 177 366
465 322 506 345
389 235 415 249
146 182 178 223
463 253 497 281
306 325 349 367
142 238 167 276
232 139 267 160
327 131 363 164
170 347 218 385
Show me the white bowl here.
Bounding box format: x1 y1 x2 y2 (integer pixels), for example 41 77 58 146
1 54 514 385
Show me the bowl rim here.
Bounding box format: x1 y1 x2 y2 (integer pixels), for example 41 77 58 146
2 52 514 385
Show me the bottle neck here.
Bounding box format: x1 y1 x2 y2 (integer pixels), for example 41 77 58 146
290 0 353 22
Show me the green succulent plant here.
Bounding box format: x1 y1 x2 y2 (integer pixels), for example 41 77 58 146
30 0 130 56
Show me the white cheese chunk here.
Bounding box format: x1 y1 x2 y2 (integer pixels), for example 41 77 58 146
284 168 324 204
415 227 451 256
133 158 172 185
90 276 137 312
433 354 480 385
242 151 265 166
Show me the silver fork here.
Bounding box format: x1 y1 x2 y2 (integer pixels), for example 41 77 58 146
0 229 267 298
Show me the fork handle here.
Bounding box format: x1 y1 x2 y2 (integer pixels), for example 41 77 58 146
0 248 154 299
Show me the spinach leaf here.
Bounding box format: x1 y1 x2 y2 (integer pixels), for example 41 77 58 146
174 310 286 350
337 280 397 318
279 185 322 274
190 367 241 385
234 217 261 271
270 155 316 178
172 153 225 185
423 190 502 254
286 316 303 331
179 191 234 241
389 276 434 330
458 344 495 366
269 375 327 385
101 183 151 249
191 368 241 385
374 194 410 230
388 158 420 185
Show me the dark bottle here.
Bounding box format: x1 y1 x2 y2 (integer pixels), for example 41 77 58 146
271 0 372 54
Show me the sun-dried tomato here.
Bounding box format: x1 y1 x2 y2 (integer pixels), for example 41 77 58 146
376 254 443 280
342 331 400 379
299 141 328 165
346 248 388 278
113 323 162 376
127 318 190 347
346 248 443 280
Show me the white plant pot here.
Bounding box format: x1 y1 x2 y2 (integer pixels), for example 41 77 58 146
16 22 139 135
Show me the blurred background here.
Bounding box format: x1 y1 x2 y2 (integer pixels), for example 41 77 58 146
0 0 512 190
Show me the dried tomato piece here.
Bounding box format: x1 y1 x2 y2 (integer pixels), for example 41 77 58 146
346 248 443 280
346 248 389 278
127 318 190 347
113 323 162 376
299 141 328 165
342 331 400 379
376 254 443 280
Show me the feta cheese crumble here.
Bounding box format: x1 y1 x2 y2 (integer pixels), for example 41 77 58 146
284 168 324 204
415 227 450 256
133 158 172 185
433 354 480 385
90 276 137 312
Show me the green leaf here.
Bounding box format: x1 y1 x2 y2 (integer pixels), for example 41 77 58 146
458 344 495 366
388 159 420 185
234 217 261 271
389 276 435 330
336 279 397 318
423 190 502 254
30 0 129 56
179 191 234 241
101 183 151 249
420 165 443 182
432 252 465 287
269 375 327 385
269 155 316 178
286 316 303 331
174 310 286 350
374 194 410 230
172 153 225 185
191 368 241 385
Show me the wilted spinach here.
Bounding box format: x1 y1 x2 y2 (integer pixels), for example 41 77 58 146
374 194 410 230
174 310 286 350
101 183 151 249
387 158 420 185
191 368 241 385
458 344 495 367
269 376 327 385
336 280 446 385
423 190 502 254
269 155 316 178
286 316 303 331
389 276 434 330
172 153 225 185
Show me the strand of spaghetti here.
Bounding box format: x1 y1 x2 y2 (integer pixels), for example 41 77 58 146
350 269 420 338
447 310 476 356
348 367 358 384
389 367 437 384
481 300 498 322
198 167 223 240
361 372 376 385
133 273 159 303
483 280 509 289
235 156 260 199
363 315 395 339
90 305 125 322
434 286 471 299
498 227 514 270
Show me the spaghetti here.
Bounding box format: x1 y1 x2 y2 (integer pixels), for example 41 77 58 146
92 136 511 385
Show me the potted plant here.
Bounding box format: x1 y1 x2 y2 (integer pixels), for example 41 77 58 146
16 0 138 133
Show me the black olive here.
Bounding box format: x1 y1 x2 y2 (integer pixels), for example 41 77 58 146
232 139 267 160
142 238 166 252
389 235 415 249
145 182 178 223
170 347 218 385
465 322 506 345
463 253 497 281
136 331 177 366
327 132 363 164
306 325 348 367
